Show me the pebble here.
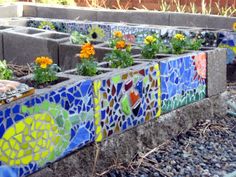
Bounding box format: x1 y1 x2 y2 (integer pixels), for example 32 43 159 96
105 115 236 177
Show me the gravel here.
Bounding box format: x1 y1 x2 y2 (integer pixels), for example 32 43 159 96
102 114 236 177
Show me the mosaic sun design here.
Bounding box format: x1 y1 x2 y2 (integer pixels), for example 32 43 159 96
160 52 207 113
94 64 161 142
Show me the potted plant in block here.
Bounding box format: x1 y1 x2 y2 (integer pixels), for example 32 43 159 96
77 42 98 76
141 35 160 59
186 36 204 51
104 36 135 69
170 33 187 54
19 56 64 89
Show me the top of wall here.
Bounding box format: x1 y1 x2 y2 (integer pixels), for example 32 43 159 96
1 3 236 30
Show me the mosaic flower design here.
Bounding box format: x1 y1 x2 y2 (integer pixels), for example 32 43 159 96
123 34 136 43
38 21 55 31
88 25 105 41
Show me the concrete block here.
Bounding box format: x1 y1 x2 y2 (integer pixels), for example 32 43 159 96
36 6 98 20
7 18 30 27
169 12 209 28
0 72 95 177
206 48 227 97
3 28 69 65
0 26 14 60
0 5 22 18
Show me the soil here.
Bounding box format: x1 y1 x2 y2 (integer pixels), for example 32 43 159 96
19 77 68 89
227 64 236 83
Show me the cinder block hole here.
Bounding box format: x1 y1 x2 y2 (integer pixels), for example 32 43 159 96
16 28 44 34
0 26 12 30
201 28 219 31
40 33 69 39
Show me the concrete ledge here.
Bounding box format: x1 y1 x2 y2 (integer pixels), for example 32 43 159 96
169 12 209 28
20 4 236 30
36 6 98 20
31 92 227 177
23 5 37 17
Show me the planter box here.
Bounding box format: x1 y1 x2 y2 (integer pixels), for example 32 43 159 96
64 61 162 142
160 52 207 113
0 73 95 177
92 62 162 142
3 28 69 65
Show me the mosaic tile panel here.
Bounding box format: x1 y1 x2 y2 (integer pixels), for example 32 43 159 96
160 52 207 113
94 63 161 142
27 19 111 41
0 80 94 177
26 18 226 49
218 31 236 64
110 24 161 44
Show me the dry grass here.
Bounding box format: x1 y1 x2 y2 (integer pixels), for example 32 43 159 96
84 0 236 16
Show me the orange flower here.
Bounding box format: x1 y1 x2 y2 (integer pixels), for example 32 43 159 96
116 40 126 49
35 56 53 69
113 31 123 38
79 43 95 59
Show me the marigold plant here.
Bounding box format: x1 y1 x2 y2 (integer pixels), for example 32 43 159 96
233 22 236 32
113 31 123 38
0 60 13 80
33 56 60 84
77 43 98 76
109 31 125 48
104 39 134 68
141 35 160 59
170 33 187 54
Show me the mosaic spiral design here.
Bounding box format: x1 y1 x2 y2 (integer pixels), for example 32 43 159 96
0 80 94 177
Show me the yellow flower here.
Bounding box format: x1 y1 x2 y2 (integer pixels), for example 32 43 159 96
174 34 185 41
40 64 47 69
233 22 236 31
79 43 95 59
113 31 123 38
35 56 53 69
144 35 156 45
116 40 126 49
126 44 132 52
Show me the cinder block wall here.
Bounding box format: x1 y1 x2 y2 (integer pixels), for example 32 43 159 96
22 4 236 30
